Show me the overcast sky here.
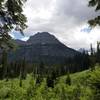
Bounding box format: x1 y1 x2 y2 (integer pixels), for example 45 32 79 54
13 0 100 50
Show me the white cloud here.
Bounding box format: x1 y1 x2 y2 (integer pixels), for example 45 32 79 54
56 25 100 50
21 37 29 41
22 0 100 50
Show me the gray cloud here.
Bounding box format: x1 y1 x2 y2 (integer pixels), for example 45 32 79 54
23 0 100 49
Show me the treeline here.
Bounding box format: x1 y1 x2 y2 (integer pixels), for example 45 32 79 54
0 50 89 80
0 42 100 81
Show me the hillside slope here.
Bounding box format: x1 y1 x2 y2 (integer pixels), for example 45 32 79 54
0 66 100 100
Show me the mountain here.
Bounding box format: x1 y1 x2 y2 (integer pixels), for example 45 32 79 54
27 32 60 44
15 39 26 45
9 32 79 65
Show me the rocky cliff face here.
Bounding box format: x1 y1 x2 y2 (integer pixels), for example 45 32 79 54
9 32 79 64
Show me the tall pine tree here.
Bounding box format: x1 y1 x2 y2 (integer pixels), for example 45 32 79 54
2 49 8 79
90 44 96 71
96 41 100 64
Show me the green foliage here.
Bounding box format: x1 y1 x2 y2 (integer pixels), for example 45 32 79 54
89 0 100 11
89 44 96 71
36 75 43 84
88 0 100 27
66 72 71 85
89 68 100 89
0 87 10 99
96 42 100 64
0 0 27 49
46 75 55 88
2 49 8 79
0 66 99 99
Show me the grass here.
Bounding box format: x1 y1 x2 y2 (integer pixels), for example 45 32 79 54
0 66 99 100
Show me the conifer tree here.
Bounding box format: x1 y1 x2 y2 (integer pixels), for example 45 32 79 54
90 44 94 56
90 44 96 71
19 69 22 87
19 62 23 87
22 58 27 79
2 49 8 79
0 0 27 48
36 75 43 84
96 41 100 64
88 0 100 27
66 71 71 85
46 75 54 88
39 62 44 77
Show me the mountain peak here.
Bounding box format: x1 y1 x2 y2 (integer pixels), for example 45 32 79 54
27 32 60 44
10 32 79 64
